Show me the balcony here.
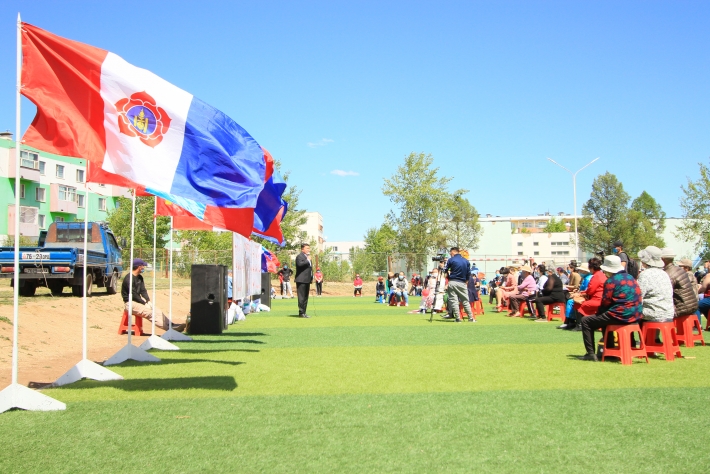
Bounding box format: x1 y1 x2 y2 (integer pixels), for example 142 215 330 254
7 148 41 182
49 183 78 214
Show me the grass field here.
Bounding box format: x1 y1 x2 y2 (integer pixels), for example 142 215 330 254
1 296 709 473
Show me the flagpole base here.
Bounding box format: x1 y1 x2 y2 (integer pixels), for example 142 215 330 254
162 329 192 342
140 335 180 351
0 383 66 413
104 344 161 366
52 359 123 387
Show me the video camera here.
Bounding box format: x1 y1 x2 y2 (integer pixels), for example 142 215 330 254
431 248 448 262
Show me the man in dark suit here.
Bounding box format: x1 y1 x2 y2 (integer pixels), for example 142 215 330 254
294 243 313 318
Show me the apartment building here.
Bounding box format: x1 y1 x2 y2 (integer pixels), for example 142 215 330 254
297 211 324 252
0 133 126 241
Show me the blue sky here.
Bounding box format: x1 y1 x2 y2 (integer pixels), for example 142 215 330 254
0 1 708 241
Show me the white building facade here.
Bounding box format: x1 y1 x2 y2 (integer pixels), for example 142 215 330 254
298 211 324 252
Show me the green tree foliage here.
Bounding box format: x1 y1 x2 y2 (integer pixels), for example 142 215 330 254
542 217 569 233
578 172 665 255
441 194 482 250
677 162 710 258
383 152 480 271
107 195 171 260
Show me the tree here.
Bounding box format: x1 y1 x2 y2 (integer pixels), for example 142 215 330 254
578 172 665 255
441 194 482 251
382 152 454 271
677 162 710 259
542 217 569 233
107 195 171 257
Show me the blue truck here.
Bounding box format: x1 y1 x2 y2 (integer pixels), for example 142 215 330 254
0 222 123 297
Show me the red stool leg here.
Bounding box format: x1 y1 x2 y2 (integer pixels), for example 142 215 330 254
118 310 129 335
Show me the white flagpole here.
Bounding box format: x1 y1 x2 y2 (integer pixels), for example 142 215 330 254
105 191 160 365
0 13 65 411
162 216 191 341
53 162 122 385
140 197 178 350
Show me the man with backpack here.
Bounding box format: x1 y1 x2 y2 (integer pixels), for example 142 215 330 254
613 240 639 279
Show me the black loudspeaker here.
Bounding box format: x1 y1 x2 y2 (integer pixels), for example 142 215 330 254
190 264 228 335
258 272 271 308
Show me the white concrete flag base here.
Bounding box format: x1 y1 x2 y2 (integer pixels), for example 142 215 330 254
162 329 192 342
52 359 123 387
0 383 66 413
104 343 161 366
140 335 180 351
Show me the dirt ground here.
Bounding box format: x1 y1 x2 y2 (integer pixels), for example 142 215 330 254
0 279 379 387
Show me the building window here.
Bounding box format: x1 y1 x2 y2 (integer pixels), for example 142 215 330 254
534 251 540 256
98 198 106 211
332 246 338 252
55 216 64 222
536 221 547 228
98 183 106 188
77 194 85 208
76 169 85 183
517 251 524 256
517 242 523 246
19 206 38 225
39 161 45 175
19 184 25 199
533 242 539 246
20 150 39 169
56 164 65 178
58 185 76 202
38 214 46 229
521 221 533 228
35 187 45 202
552 251 570 256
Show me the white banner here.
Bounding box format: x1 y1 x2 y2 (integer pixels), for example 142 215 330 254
247 241 262 297
232 233 247 301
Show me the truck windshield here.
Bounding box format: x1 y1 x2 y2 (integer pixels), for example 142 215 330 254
52 227 102 243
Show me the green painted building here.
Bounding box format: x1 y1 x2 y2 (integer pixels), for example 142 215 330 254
0 133 125 242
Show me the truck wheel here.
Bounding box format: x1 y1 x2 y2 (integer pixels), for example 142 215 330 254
106 271 118 295
72 273 93 297
19 283 37 297
48 282 64 296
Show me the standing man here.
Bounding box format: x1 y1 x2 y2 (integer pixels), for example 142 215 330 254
295 243 313 318
444 247 474 323
278 264 294 298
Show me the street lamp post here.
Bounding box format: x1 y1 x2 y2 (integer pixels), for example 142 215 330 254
547 157 599 261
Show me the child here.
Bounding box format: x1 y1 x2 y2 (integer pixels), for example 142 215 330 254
375 276 386 303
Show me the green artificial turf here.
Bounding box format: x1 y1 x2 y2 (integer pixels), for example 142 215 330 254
1 297 709 473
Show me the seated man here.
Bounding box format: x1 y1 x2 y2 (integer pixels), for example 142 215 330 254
393 272 409 306
122 258 185 332
579 255 642 361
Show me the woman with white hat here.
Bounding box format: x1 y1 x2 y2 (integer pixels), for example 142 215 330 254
637 246 674 324
578 255 643 361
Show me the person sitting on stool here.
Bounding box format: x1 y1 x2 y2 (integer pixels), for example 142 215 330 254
121 258 185 332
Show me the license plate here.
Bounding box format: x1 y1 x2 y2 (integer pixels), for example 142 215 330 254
21 252 50 260
24 268 48 273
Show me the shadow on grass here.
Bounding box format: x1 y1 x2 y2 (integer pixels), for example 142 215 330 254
174 348 260 354
186 339 265 345
194 332 268 339
54 375 238 392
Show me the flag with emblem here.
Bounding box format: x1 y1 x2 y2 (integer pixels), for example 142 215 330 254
20 22 266 213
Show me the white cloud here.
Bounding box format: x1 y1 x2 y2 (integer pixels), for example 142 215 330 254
307 138 334 148
331 169 359 177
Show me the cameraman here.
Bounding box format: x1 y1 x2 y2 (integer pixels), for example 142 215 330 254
444 247 475 323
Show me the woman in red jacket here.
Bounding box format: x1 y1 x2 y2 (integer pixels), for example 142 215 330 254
571 257 607 331
353 274 363 297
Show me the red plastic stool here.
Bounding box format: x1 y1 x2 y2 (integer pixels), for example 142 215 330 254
546 303 566 322
601 324 648 365
472 300 485 316
118 309 144 336
642 321 682 361
674 315 705 347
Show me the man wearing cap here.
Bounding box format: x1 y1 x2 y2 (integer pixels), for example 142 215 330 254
121 258 186 332
660 248 698 321
444 247 475 322
579 255 643 361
